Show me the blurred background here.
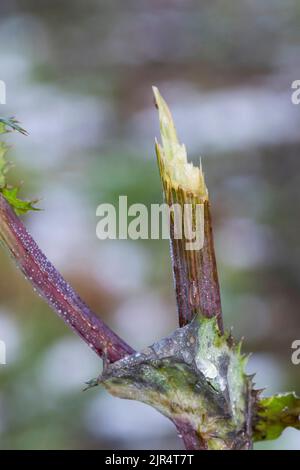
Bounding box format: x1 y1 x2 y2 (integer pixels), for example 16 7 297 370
0 0 300 450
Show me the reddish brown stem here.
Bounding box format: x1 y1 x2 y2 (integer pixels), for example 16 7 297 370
0 194 134 363
169 197 223 332
174 420 208 450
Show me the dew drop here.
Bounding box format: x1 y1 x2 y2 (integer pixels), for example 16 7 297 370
189 280 200 308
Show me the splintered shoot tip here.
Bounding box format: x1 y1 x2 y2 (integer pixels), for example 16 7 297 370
153 86 208 199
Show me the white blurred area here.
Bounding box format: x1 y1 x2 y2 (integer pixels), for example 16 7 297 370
0 310 22 364
130 81 300 155
84 393 180 449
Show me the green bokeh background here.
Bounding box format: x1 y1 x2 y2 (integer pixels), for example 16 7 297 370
0 0 300 449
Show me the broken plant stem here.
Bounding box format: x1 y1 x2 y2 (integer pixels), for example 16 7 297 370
153 87 223 332
0 193 134 363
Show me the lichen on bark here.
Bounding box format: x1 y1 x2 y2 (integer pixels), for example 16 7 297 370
101 315 253 450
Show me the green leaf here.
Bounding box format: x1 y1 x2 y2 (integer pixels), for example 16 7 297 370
1 187 40 215
0 122 6 135
253 392 300 441
0 141 10 187
0 117 38 215
0 117 28 135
